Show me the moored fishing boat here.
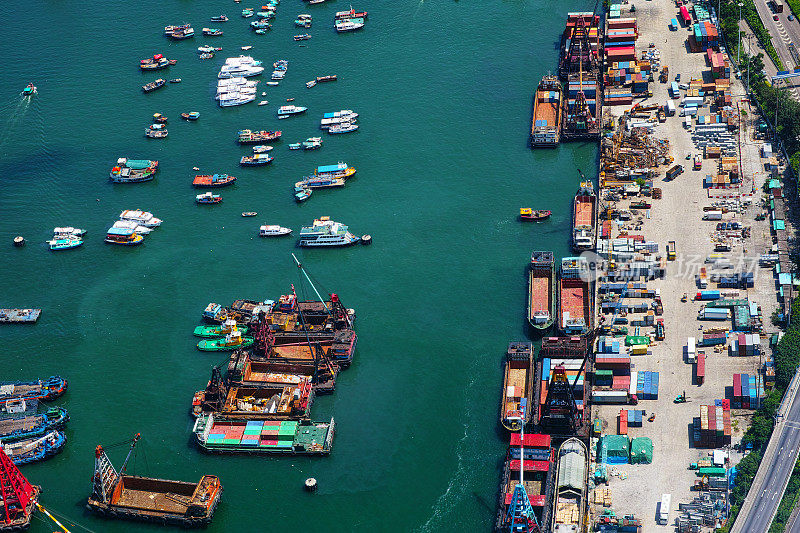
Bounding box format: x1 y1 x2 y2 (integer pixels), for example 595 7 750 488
199 52 214 60
194 319 248 338
295 187 312 202
259 225 292 237
141 79 166 93
0 404 69 443
3 431 66 465
500 342 533 432
193 414 334 455
196 192 222 204
519 208 552 221
181 111 200 120
211 15 229 22
197 330 254 351
203 28 224 36
193 174 237 187
294 176 345 189
0 377 67 405
298 217 359 247
294 34 311 41
145 124 168 138
551 438 588 533
140 54 175 70
87 434 222 527
315 161 355 178
170 26 195 39
48 237 83 251
110 158 159 183
530 74 562 148
571 178 596 252
557 256 593 337
242 8 254 17
335 8 368 19
105 228 144 246
528 251 555 332
238 129 281 143
240 154 273 165
277 105 307 117
152 113 168 123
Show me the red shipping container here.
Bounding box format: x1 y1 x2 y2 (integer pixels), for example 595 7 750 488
696 353 705 384
734 373 741 399
511 433 551 448
721 399 731 410
260 439 278 445
504 493 547 507
510 460 550 472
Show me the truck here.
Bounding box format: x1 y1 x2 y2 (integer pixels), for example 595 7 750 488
666 165 683 180
698 307 731 320
703 211 723 220
659 494 671 525
680 106 698 117
670 18 679 30
665 99 676 116
670 81 680 98
686 337 696 363
660 66 669 83
694 154 702 170
667 241 676 260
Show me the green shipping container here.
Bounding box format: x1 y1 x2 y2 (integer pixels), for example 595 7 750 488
596 369 614 377
697 467 726 477
222 438 241 444
625 336 649 346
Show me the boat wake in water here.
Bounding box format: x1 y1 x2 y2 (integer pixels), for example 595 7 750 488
0 96 34 150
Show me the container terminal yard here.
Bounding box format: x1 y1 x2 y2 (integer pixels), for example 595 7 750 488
505 0 795 529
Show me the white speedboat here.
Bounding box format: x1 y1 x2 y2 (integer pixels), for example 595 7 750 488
259 225 292 237
252 145 273 153
112 220 153 235
53 227 87 237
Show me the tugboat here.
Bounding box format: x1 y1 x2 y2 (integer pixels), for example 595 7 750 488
145 124 168 138
86 434 222 527
193 318 248 338
500 342 533 431
3 431 67 465
197 329 254 351
519 208 552 221
142 79 167 93
0 376 68 405
196 192 222 204
21 83 36 97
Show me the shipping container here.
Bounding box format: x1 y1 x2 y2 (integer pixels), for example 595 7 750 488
686 337 696 363
666 99 676 115
670 18 679 30
592 390 630 403
659 494 671 524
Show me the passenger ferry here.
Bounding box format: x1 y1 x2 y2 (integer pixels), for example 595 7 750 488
297 217 359 247
119 210 162 227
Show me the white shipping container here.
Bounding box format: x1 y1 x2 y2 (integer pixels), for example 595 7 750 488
592 390 629 403
686 337 696 363
666 100 676 115
659 494 671 525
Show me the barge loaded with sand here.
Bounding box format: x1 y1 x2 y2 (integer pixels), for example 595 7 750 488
530 75 562 148
528 251 556 333
500 342 534 432
551 438 588 533
557 257 594 337
87 434 222 527
571 179 596 252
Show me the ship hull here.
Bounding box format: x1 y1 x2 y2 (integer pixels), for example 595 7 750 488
528 260 556 333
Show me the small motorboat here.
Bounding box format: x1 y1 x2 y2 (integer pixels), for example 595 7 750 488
302 137 322 150
22 83 37 97
288 143 301 150
242 212 258 217
266 81 279 86
199 53 214 60
286 98 295 102
306 80 317 88
53 227 87 237
294 186 312 202
242 45 253 50
197 45 219 53
255 28 270 35
242 8 254 17
196 192 222 204
48 237 83 251
181 111 201 120
203 28 224 36
211 15 229 22
169 78 182 83
295 34 312 41
152 113 168 123
252 145 273 153
258 100 269 106
259 225 292 237
261 91 267 96
519 208 552 221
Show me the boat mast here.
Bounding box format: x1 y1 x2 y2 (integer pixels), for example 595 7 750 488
291 253 329 313
119 433 141 475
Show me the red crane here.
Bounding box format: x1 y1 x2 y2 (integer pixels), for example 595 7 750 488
0 444 40 529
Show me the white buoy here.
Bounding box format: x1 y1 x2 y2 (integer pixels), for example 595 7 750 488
304 477 317 492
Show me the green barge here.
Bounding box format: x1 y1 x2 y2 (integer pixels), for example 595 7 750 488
192 413 334 455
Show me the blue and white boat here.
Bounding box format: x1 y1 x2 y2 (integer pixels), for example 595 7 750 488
0 402 69 443
294 187 312 202
297 217 359 247
48 237 83 251
288 143 301 150
277 105 307 117
3 430 67 465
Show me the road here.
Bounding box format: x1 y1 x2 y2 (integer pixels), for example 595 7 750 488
732 374 800 532
750 0 800 97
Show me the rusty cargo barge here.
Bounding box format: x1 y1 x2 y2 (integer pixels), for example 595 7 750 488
87 434 222 528
559 12 602 141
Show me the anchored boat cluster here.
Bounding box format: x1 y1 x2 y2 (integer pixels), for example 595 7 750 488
190 288 357 456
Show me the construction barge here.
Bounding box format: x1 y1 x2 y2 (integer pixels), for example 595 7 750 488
559 12 602 141
551 438 588 533
557 257 595 338
530 75 562 148
87 434 222 528
571 179 597 252
193 413 334 455
227 349 339 394
500 342 534 432
528 251 556 333
0 309 41 324
0 376 68 406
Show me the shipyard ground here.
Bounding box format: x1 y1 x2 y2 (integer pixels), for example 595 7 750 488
590 0 787 529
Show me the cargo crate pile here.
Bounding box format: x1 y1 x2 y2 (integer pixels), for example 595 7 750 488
693 400 731 448
732 373 765 409
599 117 672 188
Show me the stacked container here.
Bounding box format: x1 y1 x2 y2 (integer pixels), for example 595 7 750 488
539 357 585 416
635 371 659 400
690 21 718 52
732 373 765 408
694 400 732 447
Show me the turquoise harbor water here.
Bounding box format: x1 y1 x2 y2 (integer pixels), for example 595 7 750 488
1 0 596 530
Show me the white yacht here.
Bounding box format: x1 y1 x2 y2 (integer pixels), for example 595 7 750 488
119 210 162 227
297 217 359 247
218 65 264 78
259 225 292 237
218 93 256 107
111 220 153 235
53 227 87 237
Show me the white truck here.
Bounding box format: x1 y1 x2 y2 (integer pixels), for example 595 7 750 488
659 493 671 525
686 337 696 363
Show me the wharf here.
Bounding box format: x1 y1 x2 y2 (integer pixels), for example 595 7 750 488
0 309 41 323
